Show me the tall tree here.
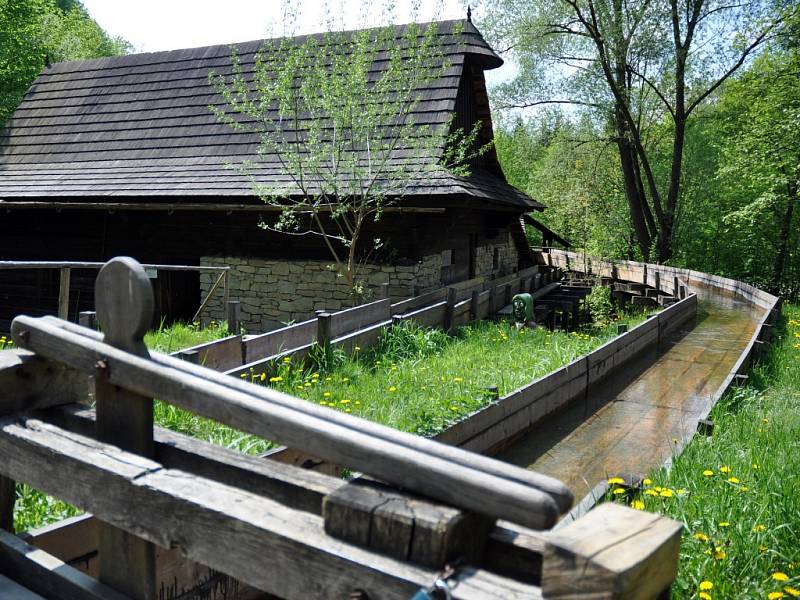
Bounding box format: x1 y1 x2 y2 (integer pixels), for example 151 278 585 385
481 0 795 261
0 0 130 125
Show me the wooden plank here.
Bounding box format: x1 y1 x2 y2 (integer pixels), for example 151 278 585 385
329 299 391 339
92 257 156 599
0 417 538 600
0 528 130 600
390 288 446 316
323 479 494 568
0 574 46 600
0 350 88 416
41 404 339 515
12 316 572 527
542 503 682 599
169 335 243 371
0 476 12 533
242 318 316 363
400 300 448 329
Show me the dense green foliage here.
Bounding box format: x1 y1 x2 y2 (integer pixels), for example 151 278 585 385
606 304 800 598
493 26 800 298
0 0 130 125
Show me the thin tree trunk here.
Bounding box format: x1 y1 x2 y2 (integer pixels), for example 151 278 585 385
771 179 797 293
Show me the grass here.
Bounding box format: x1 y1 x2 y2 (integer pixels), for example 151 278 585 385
604 303 800 599
245 312 648 438
144 319 230 353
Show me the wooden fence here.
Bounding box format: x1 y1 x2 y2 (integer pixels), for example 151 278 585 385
0 257 682 599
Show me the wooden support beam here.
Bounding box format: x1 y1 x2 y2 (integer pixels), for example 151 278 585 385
92 258 156 599
0 350 87 416
0 528 131 600
0 417 536 600
0 476 13 533
323 479 495 568
58 268 71 321
443 287 457 332
226 300 241 334
542 503 681 599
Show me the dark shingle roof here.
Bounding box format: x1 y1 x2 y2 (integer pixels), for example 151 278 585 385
0 20 541 210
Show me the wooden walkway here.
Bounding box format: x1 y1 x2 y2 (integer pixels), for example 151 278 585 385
498 286 761 502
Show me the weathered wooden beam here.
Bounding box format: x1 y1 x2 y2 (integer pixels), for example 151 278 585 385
0 417 536 600
58 268 71 321
93 258 156 599
0 201 446 214
42 404 338 515
323 479 495 568
541 503 681 599
0 350 87 416
0 476 13 533
0 528 130 600
13 316 571 528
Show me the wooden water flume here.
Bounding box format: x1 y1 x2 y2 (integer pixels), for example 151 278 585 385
0 257 682 599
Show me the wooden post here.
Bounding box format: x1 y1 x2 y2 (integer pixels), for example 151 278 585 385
642 264 648 286
93 257 156 599
654 271 661 293
0 476 13 533
542 503 682 599
484 386 499 401
504 284 512 307
58 267 71 321
226 300 241 334
469 290 480 321
222 268 230 310
78 310 97 329
317 312 332 347
488 285 497 314
443 287 457 332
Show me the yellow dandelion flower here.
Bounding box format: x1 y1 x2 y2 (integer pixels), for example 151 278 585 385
608 477 625 484
643 478 652 485
612 488 626 495
703 470 714 477
719 466 731 474
269 376 283 383
283 356 291 363
343 377 349 383
727 477 740 484
784 587 800 597
388 386 397 392
773 573 790 582
354 400 361 406
753 463 760 469
659 489 674 498
240 373 247 378
325 377 332 381
645 489 659 497
323 392 331 397
768 593 785 600
450 406 458 411
753 524 767 533
699 581 714 591
631 500 645 510
759 545 769 554
345 408 351 413
699 593 711 600
354 346 361 351
339 399 350 404
693 532 709 542
260 372 267 381
740 485 749 491
713 550 727 560
718 522 730 527
453 377 463 382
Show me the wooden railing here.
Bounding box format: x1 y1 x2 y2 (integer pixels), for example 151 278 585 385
0 257 682 599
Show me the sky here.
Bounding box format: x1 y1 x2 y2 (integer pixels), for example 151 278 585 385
80 0 512 86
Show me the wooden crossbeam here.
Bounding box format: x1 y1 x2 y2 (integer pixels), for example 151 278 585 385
12 316 572 529
0 528 130 600
0 416 536 600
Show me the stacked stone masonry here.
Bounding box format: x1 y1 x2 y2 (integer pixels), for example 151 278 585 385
200 237 519 332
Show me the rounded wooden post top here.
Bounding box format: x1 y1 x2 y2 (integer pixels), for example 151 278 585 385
95 257 154 351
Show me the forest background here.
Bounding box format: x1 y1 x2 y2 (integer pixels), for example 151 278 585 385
1 0 798 298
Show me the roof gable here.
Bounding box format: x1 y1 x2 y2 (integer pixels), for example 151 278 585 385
0 20 540 211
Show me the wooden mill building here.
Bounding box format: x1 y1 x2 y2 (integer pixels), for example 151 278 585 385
0 19 545 331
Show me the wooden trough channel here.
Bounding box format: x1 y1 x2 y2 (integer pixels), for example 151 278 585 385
0 258 689 599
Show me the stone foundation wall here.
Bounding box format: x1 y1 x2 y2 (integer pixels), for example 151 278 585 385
200 255 442 332
475 233 518 278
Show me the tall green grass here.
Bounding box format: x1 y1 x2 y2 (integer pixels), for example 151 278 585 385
606 304 800 599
